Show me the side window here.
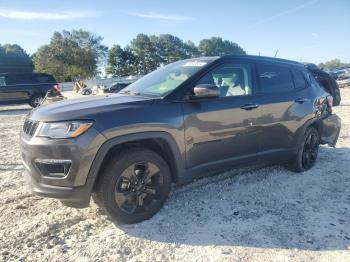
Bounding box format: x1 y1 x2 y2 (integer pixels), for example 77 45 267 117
36 75 55 83
0 76 6 86
257 63 294 93
196 63 253 97
5 75 17 85
291 69 307 89
7 74 31 85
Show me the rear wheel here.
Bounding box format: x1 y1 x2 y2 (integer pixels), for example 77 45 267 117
29 94 44 108
287 127 319 172
94 148 171 224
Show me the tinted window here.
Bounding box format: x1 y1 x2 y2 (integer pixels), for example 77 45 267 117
257 63 294 93
3 74 56 85
35 74 55 83
291 69 307 89
5 74 34 85
196 63 253 97
5 75 19 85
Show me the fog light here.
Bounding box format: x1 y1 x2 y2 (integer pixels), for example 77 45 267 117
35 159 71 178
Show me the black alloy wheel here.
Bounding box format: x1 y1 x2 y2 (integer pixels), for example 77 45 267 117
301 131 319 169
94 148 171 224
115 162 163 214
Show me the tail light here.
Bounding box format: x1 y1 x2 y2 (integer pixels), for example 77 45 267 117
326 95 333 113
52 84 61 92
326 95 333 107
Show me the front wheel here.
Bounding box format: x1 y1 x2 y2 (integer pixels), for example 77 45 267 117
94 148 171 224
286 127 320 172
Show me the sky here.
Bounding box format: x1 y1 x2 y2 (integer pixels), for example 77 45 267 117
0 0 349 64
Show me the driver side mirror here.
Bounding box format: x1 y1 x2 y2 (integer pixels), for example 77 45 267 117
193 84 219 98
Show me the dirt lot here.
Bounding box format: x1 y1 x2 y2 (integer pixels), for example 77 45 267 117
1 90 350 261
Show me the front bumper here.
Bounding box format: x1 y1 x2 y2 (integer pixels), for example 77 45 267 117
23 170 91 207
20 126 106 207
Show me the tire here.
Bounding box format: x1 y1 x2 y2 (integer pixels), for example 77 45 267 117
286 127 320 172
94 148 171 224
82 89 92 95
29 94 44 108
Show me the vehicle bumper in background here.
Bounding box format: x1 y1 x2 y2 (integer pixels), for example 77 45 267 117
320 114 341 147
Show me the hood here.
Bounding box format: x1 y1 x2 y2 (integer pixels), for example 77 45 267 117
29 94 155 122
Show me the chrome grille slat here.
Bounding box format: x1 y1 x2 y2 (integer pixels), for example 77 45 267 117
23 119 38 137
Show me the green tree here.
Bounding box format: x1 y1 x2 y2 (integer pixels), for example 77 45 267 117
184 40 201 58
0 44 34 73
107 34 246 76
106 44 136 76
130 34 160 74
318 59 350 70
156 34 193 64
33 29 107 82
198 37 246 56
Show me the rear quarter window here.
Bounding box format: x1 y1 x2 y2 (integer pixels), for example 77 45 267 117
257 63 294 93
291 69 307 89
35 74 56 83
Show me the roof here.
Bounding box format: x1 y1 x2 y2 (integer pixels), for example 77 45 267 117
220 54 304 67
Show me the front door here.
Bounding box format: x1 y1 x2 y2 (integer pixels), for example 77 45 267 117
182 61 260 169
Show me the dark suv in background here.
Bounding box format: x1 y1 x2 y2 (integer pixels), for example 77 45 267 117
21 55 341 223
0 72 60 107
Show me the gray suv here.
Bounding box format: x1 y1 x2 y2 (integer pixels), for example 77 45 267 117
21 55 341 223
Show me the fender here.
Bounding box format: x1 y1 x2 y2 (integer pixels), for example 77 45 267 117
294 113 340 153
83 131 185 194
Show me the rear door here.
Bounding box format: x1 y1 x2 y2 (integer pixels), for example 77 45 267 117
182 60 260 168
254 63 311 162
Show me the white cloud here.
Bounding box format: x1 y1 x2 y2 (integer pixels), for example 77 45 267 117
126 12 195 21
0 9 97 20
247 0 320 29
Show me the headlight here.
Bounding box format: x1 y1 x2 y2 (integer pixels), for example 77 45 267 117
38 121 93 139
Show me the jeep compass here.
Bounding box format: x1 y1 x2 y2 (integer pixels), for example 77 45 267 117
20 55 341 223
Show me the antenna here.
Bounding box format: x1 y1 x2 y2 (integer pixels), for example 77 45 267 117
274 49 279 57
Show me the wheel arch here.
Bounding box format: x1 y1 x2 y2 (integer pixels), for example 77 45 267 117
85 132 185 194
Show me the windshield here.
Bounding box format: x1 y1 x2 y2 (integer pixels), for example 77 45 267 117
120 59 209 97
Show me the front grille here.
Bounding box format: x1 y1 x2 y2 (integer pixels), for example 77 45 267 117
23 119 39 137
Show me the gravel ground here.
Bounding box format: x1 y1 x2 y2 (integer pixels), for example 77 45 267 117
0 90 350 261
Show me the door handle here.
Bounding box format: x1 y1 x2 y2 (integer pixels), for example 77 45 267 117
240 103 259 110
295 97 308 104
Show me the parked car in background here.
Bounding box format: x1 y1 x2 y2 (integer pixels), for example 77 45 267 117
21 55 341 224
104 82 130 93
336 74 350 88
304 63 341 106
0 73 60 107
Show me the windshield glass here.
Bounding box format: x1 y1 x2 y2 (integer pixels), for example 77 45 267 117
120 59 209 97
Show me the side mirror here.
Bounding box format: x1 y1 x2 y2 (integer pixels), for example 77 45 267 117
193 84 219 98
